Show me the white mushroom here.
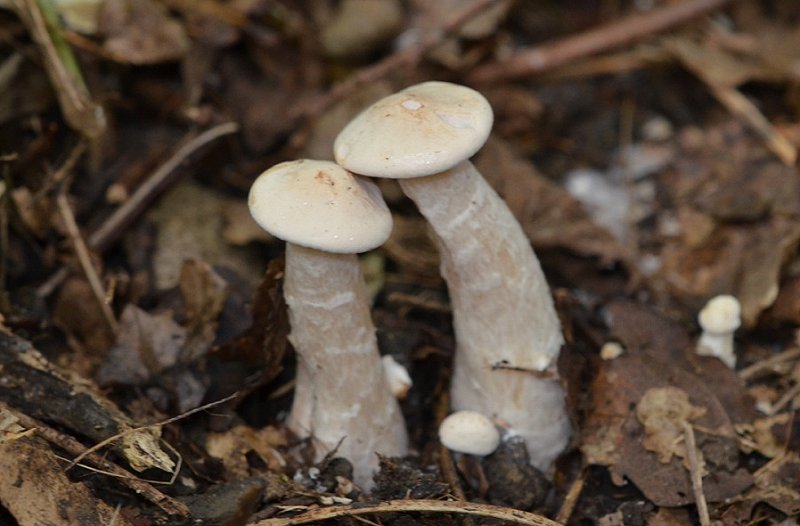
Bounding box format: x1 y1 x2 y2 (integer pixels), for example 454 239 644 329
381 355 412 399
248 159 407 486
439 410 500 456
696 294 741 369
335 81 570 470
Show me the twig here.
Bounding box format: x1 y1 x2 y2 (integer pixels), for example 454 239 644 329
769 382 800 415
65 391 238 472
249 499 562 526
36 122 239 298
700 79 796 165
468 0 734 83
56 191 118 333
88 122 239 252
738 347 800 381
683 422 711 526
556 467 587 525
434 391 465 501
5 405 191 518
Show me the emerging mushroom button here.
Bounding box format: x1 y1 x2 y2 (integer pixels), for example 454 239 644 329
248 159 392 253
334 81 493 178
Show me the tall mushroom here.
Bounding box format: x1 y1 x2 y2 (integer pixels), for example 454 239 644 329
334 81 570 470
248 159 407 486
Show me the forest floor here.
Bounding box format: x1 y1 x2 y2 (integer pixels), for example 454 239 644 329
1 0 799 525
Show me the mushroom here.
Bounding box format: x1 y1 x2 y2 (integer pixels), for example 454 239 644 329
696 294 740 368
335 81 570 470
248 159 407 486
381 354 412 399
439 410 500 456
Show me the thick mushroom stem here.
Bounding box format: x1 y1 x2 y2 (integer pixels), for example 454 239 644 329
399 160 570 469
283 243 408 486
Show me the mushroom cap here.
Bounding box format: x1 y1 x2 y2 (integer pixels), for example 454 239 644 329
334 81 493 179
248 159 392 253
698 294 741 334
438 410 500 456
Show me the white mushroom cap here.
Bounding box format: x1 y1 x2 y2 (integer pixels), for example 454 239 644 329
438 410 500 456
334 81 493 179
698 295 741 334
248 160 392 254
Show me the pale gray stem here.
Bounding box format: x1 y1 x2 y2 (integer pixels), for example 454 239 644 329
399 160 570 469
283 244 407 486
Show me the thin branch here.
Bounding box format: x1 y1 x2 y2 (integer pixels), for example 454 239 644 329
65 391 238 472
249 499 563 526
36 122 239 298
88 122 240 252
434 391 465 501
700 79 796 165
556 467 587 525
468 0 734 83
738 347 800 381
683 422 711 526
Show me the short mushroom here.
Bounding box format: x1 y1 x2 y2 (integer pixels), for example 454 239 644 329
696 294 741 368
335 81 570 470
248 159 407 486
439 410 500 456
382 354 412 399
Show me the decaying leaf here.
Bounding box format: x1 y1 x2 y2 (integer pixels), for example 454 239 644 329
475 137 629 265
320 0 404 60
100 0 190 64
656 120 800 326
582 300 755 506
179 259 228 361
148 180 264 289
206 424 287 479
736 413 794 459
636 386 706 465
0 425 136 526
222 200 273 246
53 276 115 366
96 304 186 385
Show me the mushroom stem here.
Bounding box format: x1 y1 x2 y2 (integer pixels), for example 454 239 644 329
399 160 570 469
283 243 408 485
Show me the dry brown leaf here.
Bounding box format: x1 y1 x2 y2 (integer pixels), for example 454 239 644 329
475 137 629 265
206 424 287 479
96 304 185 385
222 200 273 246
320 0 404 60
656 120 800 326
0 430 135 526
52 277 115 368
636 386 706 465
582 300 755 506
100 0 189 64
179 260 228 361
148 180 264 289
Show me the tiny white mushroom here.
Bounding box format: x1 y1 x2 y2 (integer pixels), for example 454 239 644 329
381 355 412 399
439 410 500 456
696 294 741 369
248 159 407 487
600 341 624 361
335 81 570 470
